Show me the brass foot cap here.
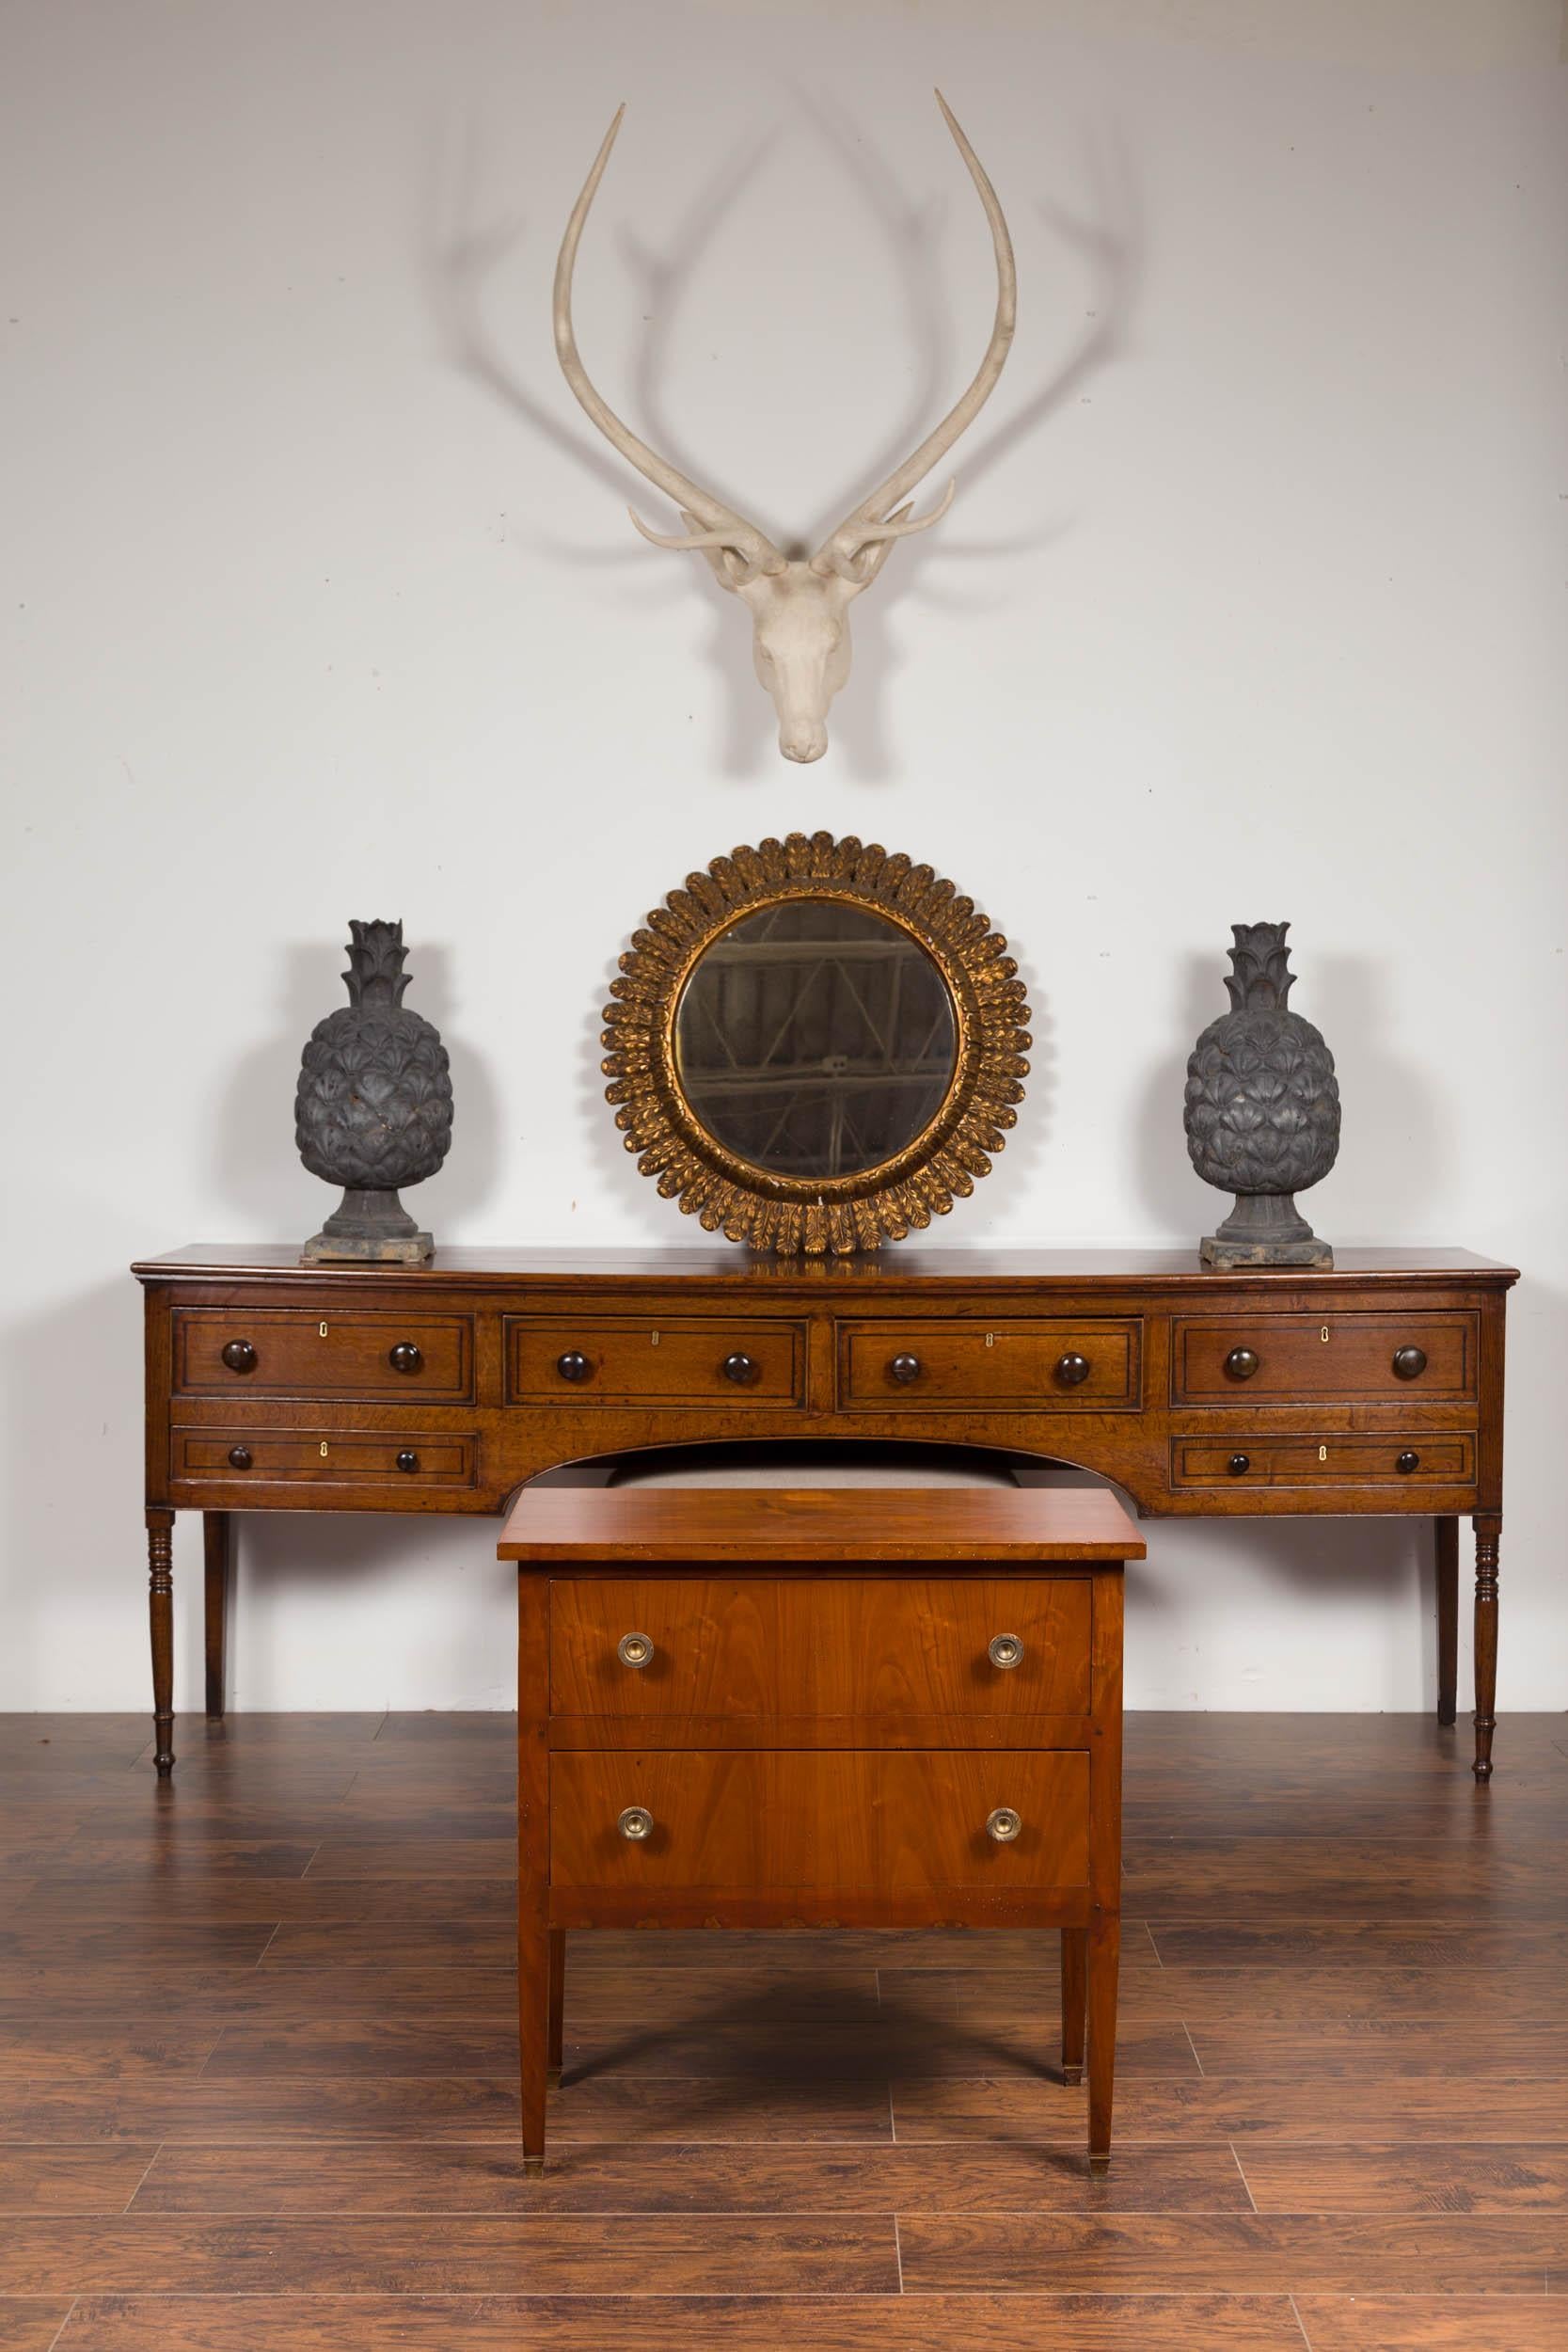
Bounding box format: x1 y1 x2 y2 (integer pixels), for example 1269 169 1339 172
1062 2065 1084 2087
522 2154 546 2178
546 2066 562 2088
1088 2153 1111 2176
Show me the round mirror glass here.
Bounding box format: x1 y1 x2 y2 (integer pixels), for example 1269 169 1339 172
673 900 958 1180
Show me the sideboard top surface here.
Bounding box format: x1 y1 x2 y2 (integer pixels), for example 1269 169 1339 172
134 1243 1519 1292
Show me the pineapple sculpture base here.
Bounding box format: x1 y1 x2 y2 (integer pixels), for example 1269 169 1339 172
1200 1190 1332 1271
303 1186 435 1266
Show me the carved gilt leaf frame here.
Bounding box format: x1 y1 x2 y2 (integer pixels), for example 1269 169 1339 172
601 830 1031 1254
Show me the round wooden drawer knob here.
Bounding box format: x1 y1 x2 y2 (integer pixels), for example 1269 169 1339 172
1396 1451 1420 1475
395 1450 420 1474
1227 1454 1251 1477
986 1806 1022 1844
556 1351 593 1383
616 1631 655 1670
889 1353 922 1385
1392 1346 1427 1381
1224 1346 1259 1381
1054 1352 1091 1388
617 1805 655 1842
388 1342 423 1375
721 1352 758 1386
227 1445 253 1471
220 1340 257 1375
988 1633 1023 1670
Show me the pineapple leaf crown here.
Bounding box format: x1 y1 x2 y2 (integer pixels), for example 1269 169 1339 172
342 918 410 1008
1224 921 1295 1012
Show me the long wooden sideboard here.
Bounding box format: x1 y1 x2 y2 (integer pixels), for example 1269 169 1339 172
134 1244 1516 1779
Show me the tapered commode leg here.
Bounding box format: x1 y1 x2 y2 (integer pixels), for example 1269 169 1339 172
547 1927 566 2085
1472 1514 1500 1782
203 1513 232 1720
1433 1516 1458 1726
147 1510 176 1777
517 1571 550 2173
1086 1915 1119 2173
1060 1928 1086 2087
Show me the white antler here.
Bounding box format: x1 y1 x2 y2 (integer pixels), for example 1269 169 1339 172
810 91 1015 580
553 106 786 583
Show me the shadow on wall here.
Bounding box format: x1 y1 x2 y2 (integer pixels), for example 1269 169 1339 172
425 100 1143 778
210 936 503 1241
1132 947 1446 1242
1 1274 137 1706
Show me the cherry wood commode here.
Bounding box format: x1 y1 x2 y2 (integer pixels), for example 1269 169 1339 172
133 1244 1517 1778
499 1483 1141 2174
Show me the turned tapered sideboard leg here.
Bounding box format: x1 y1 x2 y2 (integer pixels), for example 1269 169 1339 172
203 1513 232 1721
146 1510 176 1778
1434 1517 1459 1727
1060 1928 1087 2086
1472 1513 1501 1783
1086 1915 1119 2174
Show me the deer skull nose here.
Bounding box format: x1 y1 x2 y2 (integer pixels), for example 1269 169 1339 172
781 727 828 764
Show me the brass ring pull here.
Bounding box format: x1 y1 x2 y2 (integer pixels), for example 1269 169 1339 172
987 1633 1023 1671
616 1631 655 1670
617 1805 654 1842
986 1806 1022 1844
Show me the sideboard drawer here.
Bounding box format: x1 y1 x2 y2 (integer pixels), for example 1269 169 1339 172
549 1749 1090 1893
550 1576 1093 1721
838 1320 1141 1411
1171 1432 1476 1491
174 1429 477 1488
507 1317 805 1408
174 1310 474 1402
1171 1312 1478 1405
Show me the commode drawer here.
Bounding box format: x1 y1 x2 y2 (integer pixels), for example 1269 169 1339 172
174 1428 478 1488
549 1749 1091 1894
549 1576 1093 1722
1171 1312 1477 1405
1171 1433 1477 1491
838 1320 1141 1411
174 1309 474 1401
507 1317 805 1407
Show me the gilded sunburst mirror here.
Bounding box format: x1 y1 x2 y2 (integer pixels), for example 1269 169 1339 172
601 832 1030 1253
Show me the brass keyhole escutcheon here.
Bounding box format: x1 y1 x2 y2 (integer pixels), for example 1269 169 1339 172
1318 1444 1328 1463
320 1322 328 1338
320 1441 328 1458
1321 1326 1330 1343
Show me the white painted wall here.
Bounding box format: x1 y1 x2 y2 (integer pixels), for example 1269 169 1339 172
3 0 1564 1717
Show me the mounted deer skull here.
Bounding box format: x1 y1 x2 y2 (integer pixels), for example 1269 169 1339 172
553 93 1016 763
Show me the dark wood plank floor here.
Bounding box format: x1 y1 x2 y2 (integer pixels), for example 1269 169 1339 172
2 1709 1565 2351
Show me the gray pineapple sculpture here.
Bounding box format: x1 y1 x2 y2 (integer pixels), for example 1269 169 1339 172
1183 922 1339 1269
296 920 453 1263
